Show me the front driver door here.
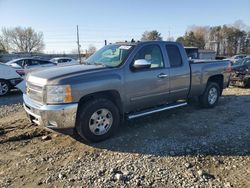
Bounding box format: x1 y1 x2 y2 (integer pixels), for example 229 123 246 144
125 44 170 112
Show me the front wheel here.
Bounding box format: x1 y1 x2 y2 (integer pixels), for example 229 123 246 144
199 82 220 108
75 98 120 142
0 80 10 96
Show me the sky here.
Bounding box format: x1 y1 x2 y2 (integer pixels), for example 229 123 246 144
0 0 250 53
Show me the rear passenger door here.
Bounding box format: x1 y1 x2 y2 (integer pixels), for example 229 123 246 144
166 44 191 100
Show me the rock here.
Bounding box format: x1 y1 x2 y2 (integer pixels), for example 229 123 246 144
41 135 51 141
184 162 191 169
52 134 59 138
58 173 66 180
45 176 52 184
123 170 130 176
197 170 205 176
114 173 124 181
37 181 43 185
98 169 106 176
224 182 232 187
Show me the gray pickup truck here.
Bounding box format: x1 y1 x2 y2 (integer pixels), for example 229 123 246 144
23 41 231 142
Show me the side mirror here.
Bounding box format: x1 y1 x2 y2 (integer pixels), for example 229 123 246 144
133 59 151 69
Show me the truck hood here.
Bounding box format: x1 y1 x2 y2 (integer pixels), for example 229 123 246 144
27 64 105 85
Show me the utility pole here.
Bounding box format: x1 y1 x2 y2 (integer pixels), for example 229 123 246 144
104 40 107 46
76 25 82 64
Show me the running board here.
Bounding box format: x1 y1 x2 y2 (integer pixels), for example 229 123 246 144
127 102 187 120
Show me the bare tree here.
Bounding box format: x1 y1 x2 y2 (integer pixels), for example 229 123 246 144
0 35 10 53
141 30 163 41
87 45 96 55
85 45 96 58
1 27 45 52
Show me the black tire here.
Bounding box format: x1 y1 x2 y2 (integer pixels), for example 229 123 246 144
75 98 120 142
0 79 10 96
199 82 220 108
242 81 247 88
242 79 249 88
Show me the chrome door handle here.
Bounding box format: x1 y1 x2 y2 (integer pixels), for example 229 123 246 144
157 73 168 78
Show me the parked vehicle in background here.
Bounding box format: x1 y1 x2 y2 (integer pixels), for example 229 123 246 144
185 47 199 59
5 58 56 74
0 64 23 96
230 57 250 87
50 57 78 66
225 54 247 64
23 41 231 142
184 47 216 60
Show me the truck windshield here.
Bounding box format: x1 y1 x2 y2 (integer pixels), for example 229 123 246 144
85 44 133 67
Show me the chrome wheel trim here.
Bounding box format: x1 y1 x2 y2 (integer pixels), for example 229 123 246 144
0 81 9 96
208 87 218 105
89 108 113 135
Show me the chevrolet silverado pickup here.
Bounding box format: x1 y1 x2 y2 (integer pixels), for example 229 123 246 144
23 41 231 142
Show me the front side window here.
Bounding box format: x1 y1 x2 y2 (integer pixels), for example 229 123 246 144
166 44 183 67
85 44 133 67
134 45 164 68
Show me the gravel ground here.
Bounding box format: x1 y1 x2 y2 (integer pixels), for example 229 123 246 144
0 87 249 188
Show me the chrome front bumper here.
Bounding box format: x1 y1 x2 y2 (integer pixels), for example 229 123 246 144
23 94 78 129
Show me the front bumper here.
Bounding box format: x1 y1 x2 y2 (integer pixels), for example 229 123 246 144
23 94 78 129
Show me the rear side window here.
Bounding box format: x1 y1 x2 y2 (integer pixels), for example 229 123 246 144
15 60 24 66
39 60 51 65
63 58 71 62
166 44 183 67
30 60 40 66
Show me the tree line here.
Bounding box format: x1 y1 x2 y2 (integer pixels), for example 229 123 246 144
1 22 249 57
176 24 250 56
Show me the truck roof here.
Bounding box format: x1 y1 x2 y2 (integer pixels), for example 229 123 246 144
115 40 180 46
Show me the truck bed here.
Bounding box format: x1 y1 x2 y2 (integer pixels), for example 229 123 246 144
189 59 231 97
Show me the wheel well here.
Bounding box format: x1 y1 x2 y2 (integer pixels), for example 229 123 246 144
0 79 10 86
77 90 123 115
207 75 224 95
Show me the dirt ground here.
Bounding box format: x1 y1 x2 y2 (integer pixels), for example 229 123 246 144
0 87 249 188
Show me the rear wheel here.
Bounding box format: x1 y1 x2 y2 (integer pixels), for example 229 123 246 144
0 80 10 96
75 98 120 142
199 82 220 108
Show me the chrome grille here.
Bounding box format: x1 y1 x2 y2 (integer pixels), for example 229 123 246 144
26 81 44 103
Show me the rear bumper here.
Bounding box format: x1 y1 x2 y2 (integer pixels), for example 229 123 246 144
23 94 78 129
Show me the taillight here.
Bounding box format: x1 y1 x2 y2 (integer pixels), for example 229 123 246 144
16 70 25 76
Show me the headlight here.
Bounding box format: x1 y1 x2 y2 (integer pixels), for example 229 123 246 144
45 85 73 104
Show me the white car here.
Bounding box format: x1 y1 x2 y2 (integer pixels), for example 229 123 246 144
50 57 79 66
0 63 23 96
6 58 56 74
